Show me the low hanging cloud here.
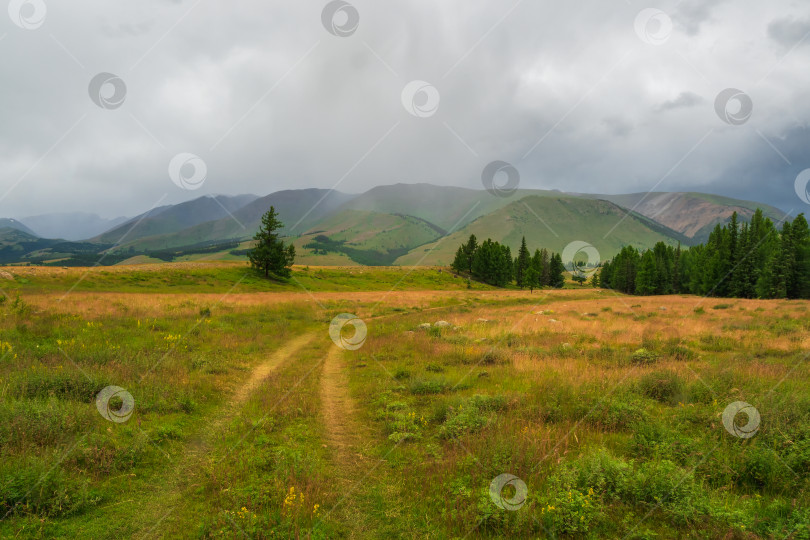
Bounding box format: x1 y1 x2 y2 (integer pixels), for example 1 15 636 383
1 0 809 219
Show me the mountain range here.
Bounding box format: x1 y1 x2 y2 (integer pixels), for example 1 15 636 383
0 185 787 267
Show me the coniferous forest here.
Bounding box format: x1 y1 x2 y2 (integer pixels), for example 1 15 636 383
451 210 810 299
451 234 565 290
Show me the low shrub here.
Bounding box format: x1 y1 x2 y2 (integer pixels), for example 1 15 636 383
438 394 506 439
631 348 659 365
410 378 449 395
637 370 684 405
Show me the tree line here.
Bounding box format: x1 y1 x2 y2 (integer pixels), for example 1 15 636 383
451 235 566 290
599 210 810 299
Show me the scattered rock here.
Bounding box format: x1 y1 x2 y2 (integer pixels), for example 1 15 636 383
562 343 571 349
417 323 431 330
549 319 560 323
434 321 451 328
476 318 491 323
658 306 667 311
0 271 14 280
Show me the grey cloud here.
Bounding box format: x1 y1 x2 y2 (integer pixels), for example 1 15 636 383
602 117 633 138
767 17 810 49
674 0 726 36
1 0 810 219
656 92 703 112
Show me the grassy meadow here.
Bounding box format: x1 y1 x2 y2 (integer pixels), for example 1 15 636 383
0 263 809 538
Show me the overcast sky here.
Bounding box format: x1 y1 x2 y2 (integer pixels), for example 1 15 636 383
1 0 810 219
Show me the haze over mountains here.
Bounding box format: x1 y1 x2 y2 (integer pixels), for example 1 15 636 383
0 184 786 267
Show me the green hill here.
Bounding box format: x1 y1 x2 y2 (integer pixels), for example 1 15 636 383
94 194 258 246
340 183 577 232
294 209 444 265
394 195 683 266
118 189 355 251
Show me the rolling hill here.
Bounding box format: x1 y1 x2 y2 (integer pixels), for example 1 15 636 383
115 189 355 251
0 227 114 265
94 194 258 246
394 195 686 266
293 209 445 265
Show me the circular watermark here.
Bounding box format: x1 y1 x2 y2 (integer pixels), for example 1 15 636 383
321 0 359 37
561 241 601 278
794 168 810 205
168 153 207 191
401 80 440 118
489 473 527 511
634 8 672 45
96 385 135 423
714 88 753 126
481 160 520 197
722 401 760 439
8 0 46 30
329 313 367 350
88 73 127 110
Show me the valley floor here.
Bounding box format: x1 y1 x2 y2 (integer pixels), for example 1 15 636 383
0 265 808 538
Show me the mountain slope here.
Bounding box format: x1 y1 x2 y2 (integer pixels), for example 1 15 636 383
293 209 444 265
117 189 355 251
94 194 258 246
395 195 682 266
0 218 37 237
340 183 565 232
21 213 129 241
0 228 114 265
585 192 786 243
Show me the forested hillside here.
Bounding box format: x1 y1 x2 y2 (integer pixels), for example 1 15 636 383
449 209 810 300
600 210 810 299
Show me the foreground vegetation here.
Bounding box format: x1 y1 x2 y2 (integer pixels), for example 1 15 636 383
0 265 808 538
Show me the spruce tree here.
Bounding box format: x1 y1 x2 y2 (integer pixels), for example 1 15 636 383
515 236 531 288
791 214 810 299
672 243 682 293
248 207 296 279
451 245 467 274
635 250 657 295
540 248 551 286
549 253 565 288
775 221 793 299
464 234 478 273
526 266 539 292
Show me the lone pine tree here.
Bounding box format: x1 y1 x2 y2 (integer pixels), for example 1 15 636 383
248 206 296 279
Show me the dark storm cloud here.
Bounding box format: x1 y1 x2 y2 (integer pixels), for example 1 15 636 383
1 0 810 219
